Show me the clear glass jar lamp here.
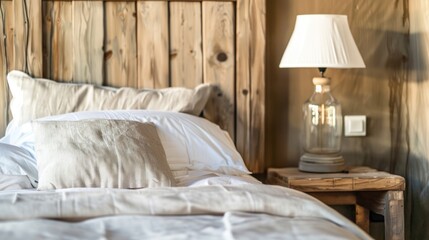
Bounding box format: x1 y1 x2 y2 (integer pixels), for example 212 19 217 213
299 76 345 173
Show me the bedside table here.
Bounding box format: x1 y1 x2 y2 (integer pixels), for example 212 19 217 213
267 167 405 240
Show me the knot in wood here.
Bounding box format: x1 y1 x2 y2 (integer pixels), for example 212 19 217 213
217 52 228 62
104 50 113 60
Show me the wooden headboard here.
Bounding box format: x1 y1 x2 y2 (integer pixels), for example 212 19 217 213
0 0 265 173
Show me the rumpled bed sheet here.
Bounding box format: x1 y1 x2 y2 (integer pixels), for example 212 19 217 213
0 184 372 240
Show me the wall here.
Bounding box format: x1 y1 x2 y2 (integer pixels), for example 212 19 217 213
0 0 266 173
267 0 428 239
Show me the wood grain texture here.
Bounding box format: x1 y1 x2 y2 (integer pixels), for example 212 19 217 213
169 1 203 88
384 191 404 240
136 1 169 89
72 1 104 84
0 3 7 135
3 0 266 176
104 1 137 88
236 0 266 173
269 167 405 238
13 0 43 76
202 1 235 139
355 204 370 233
357 191 405 240
267 168 406 192
43 1 73 81
0 0 237 1
309 191 356 205
0 1 13 135
13 0 27 72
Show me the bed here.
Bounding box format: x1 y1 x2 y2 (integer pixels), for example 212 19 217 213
0 0 371 239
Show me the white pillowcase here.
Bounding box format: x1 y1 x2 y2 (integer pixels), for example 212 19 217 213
33 120 175 190
17 110 249 176
0 143 38 187
7 70 213 125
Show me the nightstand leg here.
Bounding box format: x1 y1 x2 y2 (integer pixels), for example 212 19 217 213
384 191 404 240
355 204 369 233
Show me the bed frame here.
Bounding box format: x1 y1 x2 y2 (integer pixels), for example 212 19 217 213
0 0 266 173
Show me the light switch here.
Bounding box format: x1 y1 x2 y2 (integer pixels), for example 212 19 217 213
344 115 366 137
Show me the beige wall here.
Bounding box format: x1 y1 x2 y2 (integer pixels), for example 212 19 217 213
267 0 428 239
267 0 408 169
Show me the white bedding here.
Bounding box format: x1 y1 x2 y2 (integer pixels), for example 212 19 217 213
0 108 371 239
1 213 363 240
0 174 33 191
0 184 371 240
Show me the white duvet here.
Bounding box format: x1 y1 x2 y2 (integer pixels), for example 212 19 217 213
0 110 372 239
0 184 372 240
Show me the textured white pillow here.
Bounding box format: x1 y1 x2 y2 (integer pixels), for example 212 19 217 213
33 110 250 176
7 70 213 125
33 119 175 190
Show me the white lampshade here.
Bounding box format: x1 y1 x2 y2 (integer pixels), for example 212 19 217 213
279 14 365 69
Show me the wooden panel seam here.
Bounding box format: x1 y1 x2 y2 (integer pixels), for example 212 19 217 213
202 1 235 139
236 0 265 173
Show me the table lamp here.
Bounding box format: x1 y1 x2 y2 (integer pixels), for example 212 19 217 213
279 14 365 172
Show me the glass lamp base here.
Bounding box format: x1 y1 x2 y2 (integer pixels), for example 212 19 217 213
299 153 345 173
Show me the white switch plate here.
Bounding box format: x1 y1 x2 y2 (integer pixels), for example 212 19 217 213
344 115 366 137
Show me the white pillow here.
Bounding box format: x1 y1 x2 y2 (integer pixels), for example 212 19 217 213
31 110 250 176
7 70 213 125
33 119 175 190
0 143 38 186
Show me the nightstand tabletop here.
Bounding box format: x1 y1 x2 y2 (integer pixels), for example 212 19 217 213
267 167 405 192
267 167 405 240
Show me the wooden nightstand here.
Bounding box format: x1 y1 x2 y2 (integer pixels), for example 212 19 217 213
267 167 405 240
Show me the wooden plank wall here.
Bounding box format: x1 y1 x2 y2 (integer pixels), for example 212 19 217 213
0 0 266 173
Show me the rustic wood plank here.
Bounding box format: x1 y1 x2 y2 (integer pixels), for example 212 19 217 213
384 191 405 240
42 1 53 78
26 0 43 77
0 1 13 136
21 0 238 2
202 1 235 139
308 192 356 205
13 0 27 72
4 1 13 124
355 204 370 233
72 1 104 84
236 0 266 173
33 0 238 2
0 2 6 136
169 1 202 88
289 178 355 191
269 167 405 239
43 1 73 81
104 1 137 88
267 168 406 192
136 1 169 89
358 191 405 240
13 0 43 77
